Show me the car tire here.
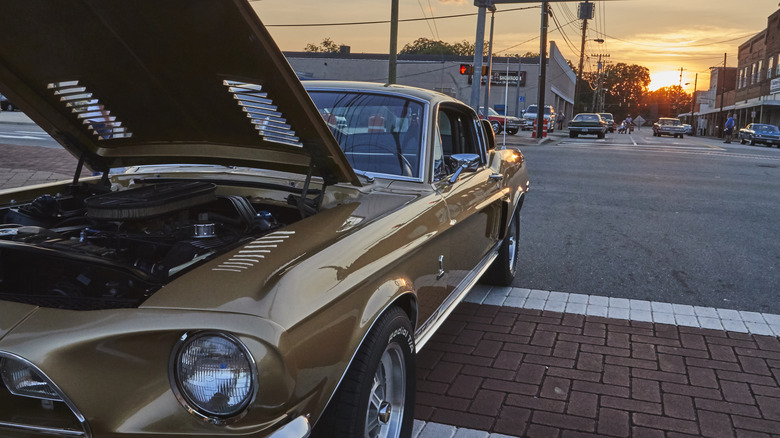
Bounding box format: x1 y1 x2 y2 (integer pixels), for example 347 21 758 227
490 121 502 135
598 132 605 139
481 207 520 286
569 132 577 138
507 129 517 135
313 306 415 438
750 138 756 146
740 138 747 145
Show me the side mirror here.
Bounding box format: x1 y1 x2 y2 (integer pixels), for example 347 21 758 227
448 153 481 184
481 119 496 150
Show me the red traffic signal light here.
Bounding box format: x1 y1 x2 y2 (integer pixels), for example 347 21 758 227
459 64 489 76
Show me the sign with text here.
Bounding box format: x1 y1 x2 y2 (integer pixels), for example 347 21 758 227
771 77 780 94
468 70 526 86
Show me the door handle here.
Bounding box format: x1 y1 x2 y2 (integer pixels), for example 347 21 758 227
489 173 503 181
437 255 445 280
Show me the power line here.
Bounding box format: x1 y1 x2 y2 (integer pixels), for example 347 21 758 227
265 6 539 28
416 0 437 40
589 29 756 48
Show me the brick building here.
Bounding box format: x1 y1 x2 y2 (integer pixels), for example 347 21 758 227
732 8 780 129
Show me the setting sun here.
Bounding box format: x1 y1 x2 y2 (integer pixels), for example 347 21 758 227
648 70 698 93
648 70 688 92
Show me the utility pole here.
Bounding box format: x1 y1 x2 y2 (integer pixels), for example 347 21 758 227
719 53 726 137
591 53 609 112
575 1 593 113
470 4 488 112
535 1 549 141
678 67 686 87
690 72 698 136
483 8 496 114
388 0 398 84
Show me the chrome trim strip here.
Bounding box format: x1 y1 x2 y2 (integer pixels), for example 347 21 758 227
413 243 501 352
268 415 311 438
0 352 91 438
0 421 86 437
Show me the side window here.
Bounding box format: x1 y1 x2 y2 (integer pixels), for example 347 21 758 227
434 106 484 179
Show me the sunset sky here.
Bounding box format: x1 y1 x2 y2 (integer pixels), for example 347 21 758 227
252 0 779 93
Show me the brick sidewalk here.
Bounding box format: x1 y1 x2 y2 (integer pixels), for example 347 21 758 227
0 143 76 190
415 303 780 437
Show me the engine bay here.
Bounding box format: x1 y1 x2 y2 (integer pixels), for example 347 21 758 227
0 180 291 310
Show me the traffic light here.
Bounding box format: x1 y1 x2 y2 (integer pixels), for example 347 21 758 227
459 64 489 76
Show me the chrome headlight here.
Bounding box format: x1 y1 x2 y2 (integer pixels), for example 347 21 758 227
171 332 257 423
1 356 63 401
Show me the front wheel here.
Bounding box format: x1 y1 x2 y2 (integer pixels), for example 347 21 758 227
482 207 520 286
750 138 756 146
740 137 747 144
313 307 415 438
491 121 502 135
569 131 577 138
507 129 518 135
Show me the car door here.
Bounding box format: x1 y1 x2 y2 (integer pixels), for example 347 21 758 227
433 104 505 295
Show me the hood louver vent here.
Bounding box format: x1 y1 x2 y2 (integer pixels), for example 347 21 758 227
48 81 132 141
224 80 302 148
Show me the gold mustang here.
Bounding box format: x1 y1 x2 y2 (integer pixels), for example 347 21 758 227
0 1 528 437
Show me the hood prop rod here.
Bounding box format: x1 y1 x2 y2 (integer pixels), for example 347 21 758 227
289 160 325 219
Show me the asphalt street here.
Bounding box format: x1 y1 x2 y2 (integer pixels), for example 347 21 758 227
513 128 780 315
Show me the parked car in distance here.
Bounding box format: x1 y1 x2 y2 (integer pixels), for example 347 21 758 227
683 124 693 135
0 93 15 111
653 117 686 138
738 123 780 147
568 113 607 138
478 106 524 135
0 2 529 437
598 113 617 132
523 104 556 132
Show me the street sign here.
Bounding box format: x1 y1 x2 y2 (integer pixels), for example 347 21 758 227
519 96 525 102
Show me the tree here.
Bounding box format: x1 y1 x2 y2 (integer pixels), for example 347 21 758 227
643 85 691 118
599 63 651 120
400 37 476 56
304 38 342 53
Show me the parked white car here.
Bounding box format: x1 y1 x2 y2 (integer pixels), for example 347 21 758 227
522 104 556 132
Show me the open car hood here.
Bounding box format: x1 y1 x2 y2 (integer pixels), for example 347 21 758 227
0 0 359 186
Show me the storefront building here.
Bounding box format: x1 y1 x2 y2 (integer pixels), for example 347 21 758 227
283 41 576 122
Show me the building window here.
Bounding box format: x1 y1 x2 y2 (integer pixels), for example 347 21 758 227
769 57 775 79
752 63 757 84
758 60 763 82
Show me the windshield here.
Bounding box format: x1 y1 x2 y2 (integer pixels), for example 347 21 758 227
309 91 424 179
754 124 779 132
660 119 681 126
573 114 600 122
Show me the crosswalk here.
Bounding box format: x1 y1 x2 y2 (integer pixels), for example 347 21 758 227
0 129 52 141
556 136 780 162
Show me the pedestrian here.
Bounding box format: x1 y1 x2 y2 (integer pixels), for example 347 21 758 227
558 111 566 130
723 113 735 143
626 115 633 133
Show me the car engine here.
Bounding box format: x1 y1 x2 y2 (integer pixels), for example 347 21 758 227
0 181 285 310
